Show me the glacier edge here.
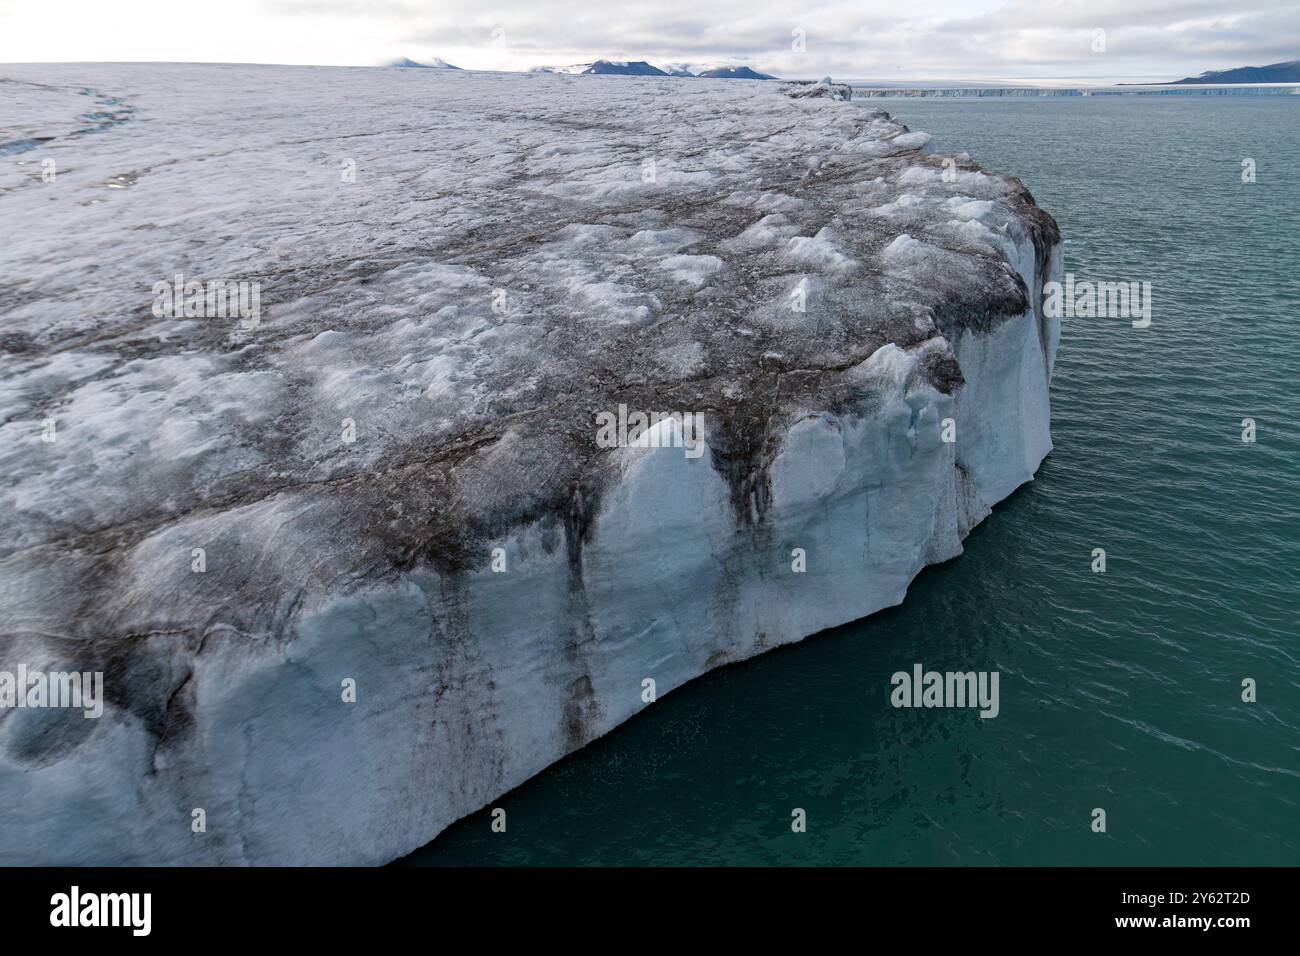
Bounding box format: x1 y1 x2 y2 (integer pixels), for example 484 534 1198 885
0 64 1062 865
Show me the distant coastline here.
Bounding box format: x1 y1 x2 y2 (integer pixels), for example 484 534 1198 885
852 84 1300 97
1164 57 1300 84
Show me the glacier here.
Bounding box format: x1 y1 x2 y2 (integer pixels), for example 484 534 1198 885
0 64 1061 865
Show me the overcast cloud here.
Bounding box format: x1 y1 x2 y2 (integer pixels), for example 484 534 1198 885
1 0 1296 81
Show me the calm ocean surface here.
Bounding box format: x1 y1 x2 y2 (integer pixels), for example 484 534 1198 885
405 96 1300 866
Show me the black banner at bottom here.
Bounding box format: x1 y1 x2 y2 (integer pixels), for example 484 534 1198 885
0 866 1285 941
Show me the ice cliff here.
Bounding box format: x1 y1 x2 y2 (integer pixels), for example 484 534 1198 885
0 64 1061 864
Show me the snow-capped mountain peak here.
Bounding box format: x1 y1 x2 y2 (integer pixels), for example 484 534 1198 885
537 59 776 79
388 56 462 70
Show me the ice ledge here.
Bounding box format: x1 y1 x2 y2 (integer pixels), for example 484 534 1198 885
0 64 1060 864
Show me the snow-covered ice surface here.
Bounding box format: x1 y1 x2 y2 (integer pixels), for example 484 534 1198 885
0 64 1061 864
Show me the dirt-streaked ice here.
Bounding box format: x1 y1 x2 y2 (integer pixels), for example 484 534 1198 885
0 64 1061 864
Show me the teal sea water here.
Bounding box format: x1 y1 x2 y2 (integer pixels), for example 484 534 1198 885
405 97 1300 866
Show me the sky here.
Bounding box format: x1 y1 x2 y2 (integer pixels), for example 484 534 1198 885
1 0 1297 82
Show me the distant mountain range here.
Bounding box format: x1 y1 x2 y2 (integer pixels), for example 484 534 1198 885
388 55 776 79
1170 58 1300 84
538 59 776 79
552 60 668 76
